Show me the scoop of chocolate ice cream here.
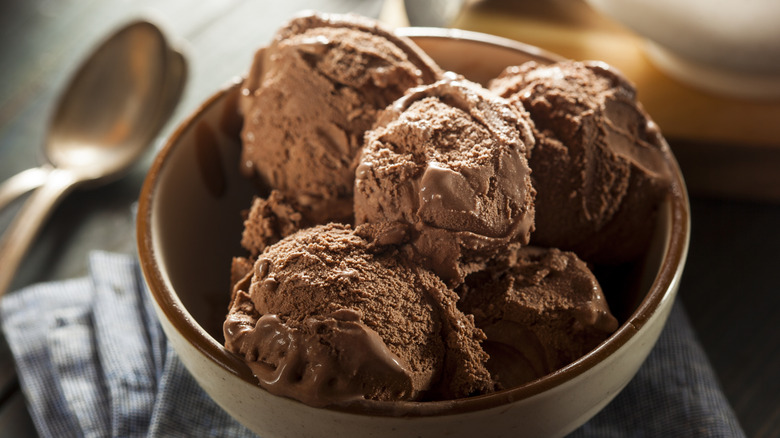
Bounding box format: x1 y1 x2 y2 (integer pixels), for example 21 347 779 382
458 245 619 389
490 60 672 264
240 11 442 224
354 75 536 285
224 223 494 406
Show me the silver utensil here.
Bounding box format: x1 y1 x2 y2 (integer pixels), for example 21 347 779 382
0 20 186 296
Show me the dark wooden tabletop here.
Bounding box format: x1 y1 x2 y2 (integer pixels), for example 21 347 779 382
1 1 778 437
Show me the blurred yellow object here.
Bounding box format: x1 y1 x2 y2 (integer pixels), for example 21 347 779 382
454 0 780 148
453 0 780 201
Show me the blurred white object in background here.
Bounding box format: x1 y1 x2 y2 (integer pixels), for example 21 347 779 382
404 0 467 27
585 0 780 99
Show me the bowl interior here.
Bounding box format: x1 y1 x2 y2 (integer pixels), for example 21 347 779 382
139 28 689 416
145 79 256 345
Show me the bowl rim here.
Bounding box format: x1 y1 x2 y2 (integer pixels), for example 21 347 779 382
137 26 691 418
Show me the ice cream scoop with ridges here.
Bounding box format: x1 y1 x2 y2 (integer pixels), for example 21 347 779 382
490 60 673 264
239 11 443 224
354 75 536 286
224 223 494 407
458 245 619 389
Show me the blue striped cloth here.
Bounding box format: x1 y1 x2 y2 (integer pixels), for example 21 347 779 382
1 251 745 437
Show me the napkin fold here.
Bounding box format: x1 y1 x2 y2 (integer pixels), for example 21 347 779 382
1 252 250 438
1 251 745 437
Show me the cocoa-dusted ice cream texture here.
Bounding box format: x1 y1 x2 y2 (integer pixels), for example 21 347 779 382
239 12 442 224
490 60 673 264
222 11 678 409
354 74 536 285
458 245 618 388
224 223 494 407
240 190 307 258
230 190 308 287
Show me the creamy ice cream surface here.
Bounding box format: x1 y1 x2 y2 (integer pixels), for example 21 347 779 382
224 223 493 406
458 245 619 388
490 60 673 264
354 75 536 285
240 12 442 224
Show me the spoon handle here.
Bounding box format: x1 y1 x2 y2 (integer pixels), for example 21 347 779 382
0 169 76 297
0 165 53 213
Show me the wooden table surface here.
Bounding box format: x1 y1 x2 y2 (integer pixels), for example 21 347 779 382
1 1 778 437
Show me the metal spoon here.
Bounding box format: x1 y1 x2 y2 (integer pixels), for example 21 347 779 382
0 20 186 296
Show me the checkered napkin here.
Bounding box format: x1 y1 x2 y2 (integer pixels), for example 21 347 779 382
1 251 745 437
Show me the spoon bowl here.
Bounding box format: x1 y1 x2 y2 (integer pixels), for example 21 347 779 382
0 19 186 295
47 21 177 181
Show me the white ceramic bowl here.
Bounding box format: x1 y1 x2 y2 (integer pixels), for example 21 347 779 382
585 0 780 99
137 28 690 438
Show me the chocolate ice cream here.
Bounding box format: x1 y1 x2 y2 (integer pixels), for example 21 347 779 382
240 12 442 224
458 245 619 388
223 13 675 409
354 75 536 285
490 60 672 264
224 223 494 407
230 189 309 288
240 190 307 258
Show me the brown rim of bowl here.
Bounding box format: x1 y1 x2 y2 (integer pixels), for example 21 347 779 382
137 28 691 418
